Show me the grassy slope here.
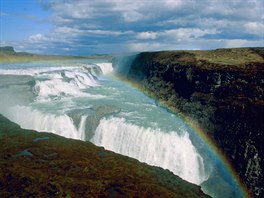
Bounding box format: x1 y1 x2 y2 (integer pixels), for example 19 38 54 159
0 115 209 198
141 48 264 71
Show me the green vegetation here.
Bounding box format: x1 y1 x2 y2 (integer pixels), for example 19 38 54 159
0 114 209 197
144 48 264 71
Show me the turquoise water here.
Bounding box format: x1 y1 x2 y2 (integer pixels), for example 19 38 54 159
0 59 245 198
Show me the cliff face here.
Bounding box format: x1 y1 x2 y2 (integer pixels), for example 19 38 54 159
113 48 264 197
0 114 209 198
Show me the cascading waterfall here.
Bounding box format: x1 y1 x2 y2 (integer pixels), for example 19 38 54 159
96 63 113 75
0 59 244 197
0 61 207 184
6 105 81 139
91 117 207 184
78 115 88 140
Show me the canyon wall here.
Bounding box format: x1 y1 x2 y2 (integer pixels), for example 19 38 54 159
113 48 264 197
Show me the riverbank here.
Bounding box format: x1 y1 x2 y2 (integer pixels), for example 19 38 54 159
0 114 209 197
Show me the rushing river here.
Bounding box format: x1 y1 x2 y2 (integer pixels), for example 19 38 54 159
0 59 245 198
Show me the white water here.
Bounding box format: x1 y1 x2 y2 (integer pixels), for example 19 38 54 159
6 105 80 139
0 60 206 184
96 63 113 75
0 59 244 197
92 117 207 184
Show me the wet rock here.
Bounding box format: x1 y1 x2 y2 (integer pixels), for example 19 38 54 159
68 104 121 140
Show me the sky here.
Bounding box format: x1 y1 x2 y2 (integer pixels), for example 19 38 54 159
0 0 263 55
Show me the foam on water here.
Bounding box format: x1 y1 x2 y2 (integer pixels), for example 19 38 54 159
91 117 208 184
0 61 209 185
0 66 78 76
78 115 88 140
0 63 111 101
0 60 246 197
96 63 113 75
5 105 81 139
33 69 100 100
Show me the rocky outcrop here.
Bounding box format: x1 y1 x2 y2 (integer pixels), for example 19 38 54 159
113 48 264 197
0 114 209 197
68 104 121 140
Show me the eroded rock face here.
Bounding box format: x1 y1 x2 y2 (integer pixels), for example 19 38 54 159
0 114 210 198
113 48 264 197
68 104 121 140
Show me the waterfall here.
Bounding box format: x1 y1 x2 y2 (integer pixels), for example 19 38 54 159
91 117 208 184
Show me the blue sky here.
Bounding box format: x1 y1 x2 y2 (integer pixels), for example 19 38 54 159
0 0 263 55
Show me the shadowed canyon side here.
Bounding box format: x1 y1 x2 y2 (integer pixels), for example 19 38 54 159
0 114 210 198
113 48 264 197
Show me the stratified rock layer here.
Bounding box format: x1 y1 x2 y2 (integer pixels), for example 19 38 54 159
113 48 264 197
0 114 209 198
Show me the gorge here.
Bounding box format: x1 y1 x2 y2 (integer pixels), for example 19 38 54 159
113 47 264 197
0 47 263 197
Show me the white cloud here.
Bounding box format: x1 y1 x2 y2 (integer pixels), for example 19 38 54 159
244 22 264 36
54 27 82 35
29 34 47 42
127 42 164 52
122 11 145 22
137 32 158 40
161 28 220 41
4 0 263 54
85 29 124 36
164 0 184 9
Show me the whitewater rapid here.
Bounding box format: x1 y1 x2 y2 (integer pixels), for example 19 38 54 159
0 59 245 197
0 60 207 184
92 117 207 184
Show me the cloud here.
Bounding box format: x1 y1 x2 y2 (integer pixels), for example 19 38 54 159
3 0 263 54
161 28 220 40
244 22 264 36
137 32 158 40
29 34 47 42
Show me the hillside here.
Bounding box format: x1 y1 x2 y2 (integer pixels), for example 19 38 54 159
0 46 113 63
0 114 209 197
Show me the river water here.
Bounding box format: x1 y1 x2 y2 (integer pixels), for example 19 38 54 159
0 59 245 198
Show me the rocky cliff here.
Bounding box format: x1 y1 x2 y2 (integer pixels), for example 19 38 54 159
0 114 209 197
113 48 264 197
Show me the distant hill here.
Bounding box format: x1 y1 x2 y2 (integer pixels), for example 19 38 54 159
0 46 16 55
0 46 113 63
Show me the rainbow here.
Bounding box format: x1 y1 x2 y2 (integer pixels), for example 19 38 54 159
182 114 252 198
